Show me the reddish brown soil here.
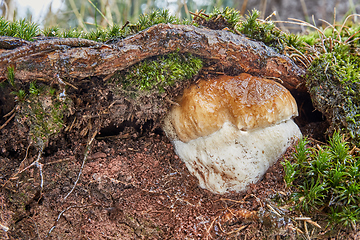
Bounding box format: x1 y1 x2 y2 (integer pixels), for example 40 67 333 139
0 123 285 239
0 77 358 240
1 121 358 239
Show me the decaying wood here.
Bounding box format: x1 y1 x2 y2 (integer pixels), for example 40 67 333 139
0 24 306 91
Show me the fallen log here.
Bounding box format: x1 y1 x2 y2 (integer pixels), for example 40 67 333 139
0 23 306 92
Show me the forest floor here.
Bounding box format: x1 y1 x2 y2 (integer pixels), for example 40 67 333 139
0 76 359 239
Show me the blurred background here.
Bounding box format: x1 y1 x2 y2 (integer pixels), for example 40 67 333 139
0 0 359 32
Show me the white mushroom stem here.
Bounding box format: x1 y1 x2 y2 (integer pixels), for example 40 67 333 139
171 120 300 194
163 73 302 194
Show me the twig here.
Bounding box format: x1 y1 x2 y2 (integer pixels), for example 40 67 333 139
183 0 190 18
349 145 360 155
264 11 277 21
286 45 313 65
295 217 321 228
290 54 309 68
17 142 32 170
200 12 209 18
205 215 220 240
305 219 321 229
338 14 360 42
295 217 311 220
265 76 284 84
3 107 15 118
189 10 206 20
44 158 71 165
47 205 73 236
61 79 78 90
1 1 8 20
47 204 96 237
63 130 98 200
0 112 15 131
1 143 43 188
304 220 310 239
36 162 44 193
266 204 281 217
288 223 304 234
0 24 306 91
165 97 180 106
275 18 328 53
218 198 246 204
307 137 326 146
0 223 9 232
226 224 247 235
250 194 264 208
121 21 130 30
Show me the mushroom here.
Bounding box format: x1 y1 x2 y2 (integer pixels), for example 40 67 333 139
163 73 302 194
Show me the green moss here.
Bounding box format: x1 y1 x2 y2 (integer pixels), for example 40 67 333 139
115 51 203 93
298 31 318 46
236 9 304 53
194 8 304 53
5 66 28 102
193 7 241 30
42 26 60 37
40 9 188 42
44 9 190 42
6 66 16 88
0 8 302 54
128 9 186 33
15 83 72 147
83 24 122 42
238 10 281 48
11 89 27 102
1 9 189 43
0 17 39 41
306 24 360 145
102 10 202 95
283 132 360 227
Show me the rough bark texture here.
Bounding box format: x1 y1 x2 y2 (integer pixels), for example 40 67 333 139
0 23 306 92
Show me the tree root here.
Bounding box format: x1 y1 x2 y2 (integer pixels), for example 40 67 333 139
0 24 306 92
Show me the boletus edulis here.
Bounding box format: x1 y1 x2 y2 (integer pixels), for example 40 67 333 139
163 73 301 194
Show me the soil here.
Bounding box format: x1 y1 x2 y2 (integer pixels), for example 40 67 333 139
0 75 358 239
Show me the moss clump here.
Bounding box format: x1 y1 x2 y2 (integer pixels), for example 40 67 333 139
0 17 39 41
306 21 360 145
283 132 360 227
238 9 282 49
41 9 188 42
128 9 188 34
15 82 72 147
115 51 203 93
237 9 304 53
193 7 241 30
0 9 188 43
194 8 304 53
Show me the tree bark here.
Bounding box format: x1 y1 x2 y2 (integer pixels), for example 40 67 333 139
0 23 306 92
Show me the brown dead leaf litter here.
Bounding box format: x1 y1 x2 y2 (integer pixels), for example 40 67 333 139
0 77 358 239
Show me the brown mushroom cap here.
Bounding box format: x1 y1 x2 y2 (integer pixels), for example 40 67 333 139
163 73 298 143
